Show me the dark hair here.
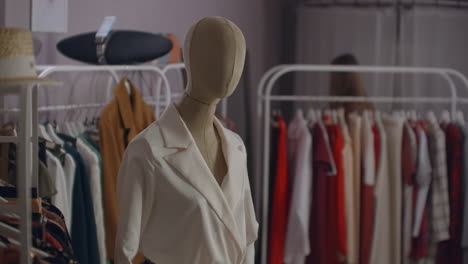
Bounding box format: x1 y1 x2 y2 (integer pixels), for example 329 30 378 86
329 53 373 114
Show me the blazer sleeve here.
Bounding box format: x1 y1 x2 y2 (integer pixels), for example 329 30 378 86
243 166 259 264
114 140 157 264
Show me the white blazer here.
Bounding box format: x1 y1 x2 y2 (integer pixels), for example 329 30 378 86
114 104 259 264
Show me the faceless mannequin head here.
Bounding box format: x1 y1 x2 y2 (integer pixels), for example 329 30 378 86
184 17 246 104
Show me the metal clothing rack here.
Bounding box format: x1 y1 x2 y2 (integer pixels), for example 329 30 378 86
257 64 468 264
36 65 172 117
0 64 172 264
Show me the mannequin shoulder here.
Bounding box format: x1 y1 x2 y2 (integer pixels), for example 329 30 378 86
126 122 167 160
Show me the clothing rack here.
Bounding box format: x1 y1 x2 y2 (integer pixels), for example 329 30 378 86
0 85 36 264
0 64 172 264
256 64 468 264
36 65 172 117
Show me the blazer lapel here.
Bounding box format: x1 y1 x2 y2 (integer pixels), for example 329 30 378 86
159 104 244 251
214 118 245 211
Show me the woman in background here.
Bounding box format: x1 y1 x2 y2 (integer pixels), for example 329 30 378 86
330 53 373 114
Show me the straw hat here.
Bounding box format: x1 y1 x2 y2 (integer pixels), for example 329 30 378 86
0 28 61 86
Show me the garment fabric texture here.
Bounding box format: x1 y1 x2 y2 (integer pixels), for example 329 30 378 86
284 111 313 264
410 124 431 259
77 136 107 264
419 119 450 263
62 152 76 231
46 151 70 227
58 133 100 264
307 123 332 264
413 127 432 238
402 122 417 264
268 114 289 264
436 124 463 264
369 116 390 264
341 114 356 264
347 114 362 264
333 122 347 261
360 113 375 264
115 104 258 264
463 125 468 264
317 123 344 264
99 78 155 263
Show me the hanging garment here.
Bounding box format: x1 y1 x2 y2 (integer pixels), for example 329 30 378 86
411 125 432 259
334 122 347 262
58 133 100 264
268 114 289 264
436 123 463 264
347 114 362 263
99 78 155 263
46 151 70 228
307 123 332 264
341 112 356 264
419 118 451 263
463 125 468 264
77 136 106 264
370 115 396 264
114 104 258 264
63 153 75 231
383 116 404 264
284 111 313 264
326 122 345 264
402 122 418 264
360 112 375 264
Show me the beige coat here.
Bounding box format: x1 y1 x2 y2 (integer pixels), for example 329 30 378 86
348 114 362 263
370 116 404 264
114 104 258 264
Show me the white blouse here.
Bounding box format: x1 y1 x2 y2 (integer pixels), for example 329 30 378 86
114 104 258 264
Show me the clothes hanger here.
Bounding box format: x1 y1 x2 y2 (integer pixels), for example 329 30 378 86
427 111 438 125
0 222 51 258
38 124 53 142
456 110 465 126
125 79 132 95
46 123 64 146
306 108 317 125
317 114 338 176
440 110 451 123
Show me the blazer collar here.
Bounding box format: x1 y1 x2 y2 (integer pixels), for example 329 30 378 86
115 78 146 130
159 103 246 251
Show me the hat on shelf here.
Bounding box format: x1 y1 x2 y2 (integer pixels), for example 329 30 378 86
0 28 61 86
56 30 173 65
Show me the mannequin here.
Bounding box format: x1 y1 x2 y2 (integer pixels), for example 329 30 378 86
115 17 258 264
177 16 246 185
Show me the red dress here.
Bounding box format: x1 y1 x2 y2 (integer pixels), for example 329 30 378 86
307 123 332 264
268 116 290 264
328 124 346 263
